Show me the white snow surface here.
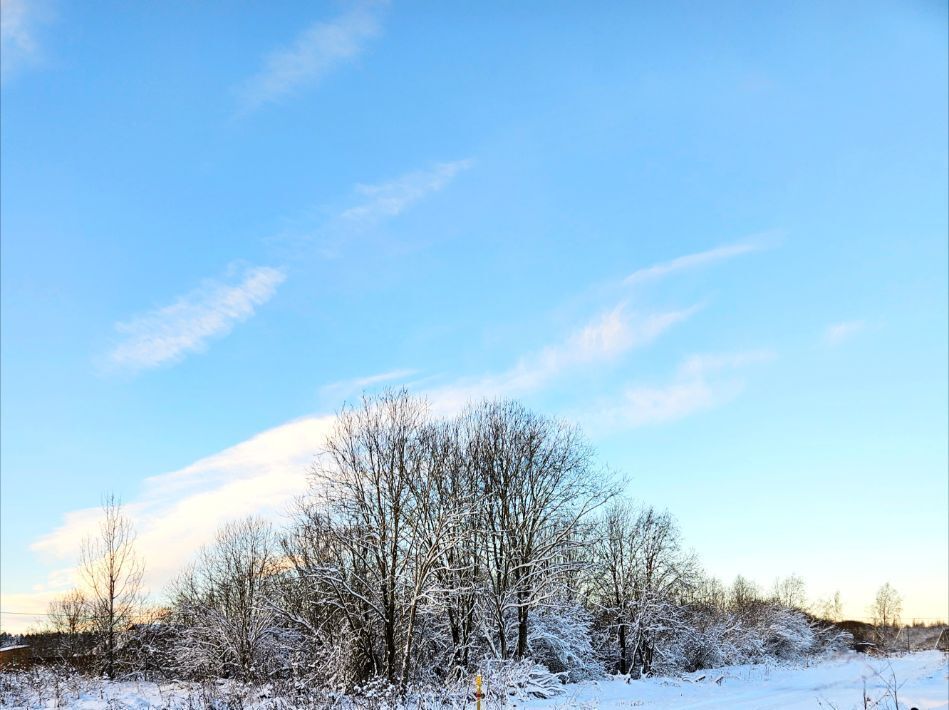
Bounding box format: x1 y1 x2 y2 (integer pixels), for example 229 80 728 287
525 651 948 710
2 651 946 709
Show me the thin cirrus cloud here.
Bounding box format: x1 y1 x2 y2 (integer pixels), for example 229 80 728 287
312 159 474 258
339 160 474 225
104 160 470 375
236 0 387 112
423 302 703 415
107 265 286 372
424 235 774 413
319 368 420 403
0 0 50 82
624 236 774 286
591 349 776 430
824 320 867 346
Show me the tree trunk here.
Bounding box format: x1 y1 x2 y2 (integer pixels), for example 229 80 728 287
516 590 529 660
384 606 396 684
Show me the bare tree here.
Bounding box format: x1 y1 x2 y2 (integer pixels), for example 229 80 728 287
281 502 378 686
814 591 843 622
465 400 612 661
311 390 440 688
870 582 903 647
729 575 761 613
422 417 487 675
294 393 612 686
79 494 145 678
47 588 89 636
771 574 807 610
589 502 637 674
47 588 91 660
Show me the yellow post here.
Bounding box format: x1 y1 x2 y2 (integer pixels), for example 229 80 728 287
475 673 483 710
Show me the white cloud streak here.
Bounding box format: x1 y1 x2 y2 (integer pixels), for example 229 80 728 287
824 320 866 346
624 240 767 286
308 159 473 258
339 160 474 225
592 350 775 429
1 0 47 82
105 160 468 374
237 1 386 112
319 368 419 402
108 265 286 372
424 303 701 415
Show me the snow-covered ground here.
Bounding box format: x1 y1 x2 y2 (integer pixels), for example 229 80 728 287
527 651 948 710
2 651 946 709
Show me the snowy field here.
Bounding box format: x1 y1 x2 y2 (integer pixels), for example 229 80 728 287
527 651 948 709
1 651 945 709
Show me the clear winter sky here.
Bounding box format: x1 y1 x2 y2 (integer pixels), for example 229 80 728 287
1 0 947 633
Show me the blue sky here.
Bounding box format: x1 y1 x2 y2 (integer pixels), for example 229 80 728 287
2 0 947 631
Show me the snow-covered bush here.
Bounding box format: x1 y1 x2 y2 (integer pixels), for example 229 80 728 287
528 596 603 682
169 518 295 682
0 664 94 708
668 601 833 672
762 607 816 660
479 658 566 700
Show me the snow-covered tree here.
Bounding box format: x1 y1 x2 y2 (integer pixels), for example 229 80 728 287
465 400 612 661
589 501 696 676
308 391 462 689
171 517 289 681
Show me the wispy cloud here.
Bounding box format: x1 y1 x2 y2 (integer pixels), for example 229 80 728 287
420 235 775 414
307 159 473 258
425 303 701 414
339 160 474 225
592 349 775 429
105 159 469 374
824 320 866 346
624 238 772 286
237 1 386 112
1 0 50 82
319 368 419 402
108 264 286 372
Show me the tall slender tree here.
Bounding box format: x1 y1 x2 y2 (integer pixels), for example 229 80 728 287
79 494 145 678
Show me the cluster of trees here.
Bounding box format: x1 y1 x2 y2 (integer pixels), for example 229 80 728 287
38 392 891 693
